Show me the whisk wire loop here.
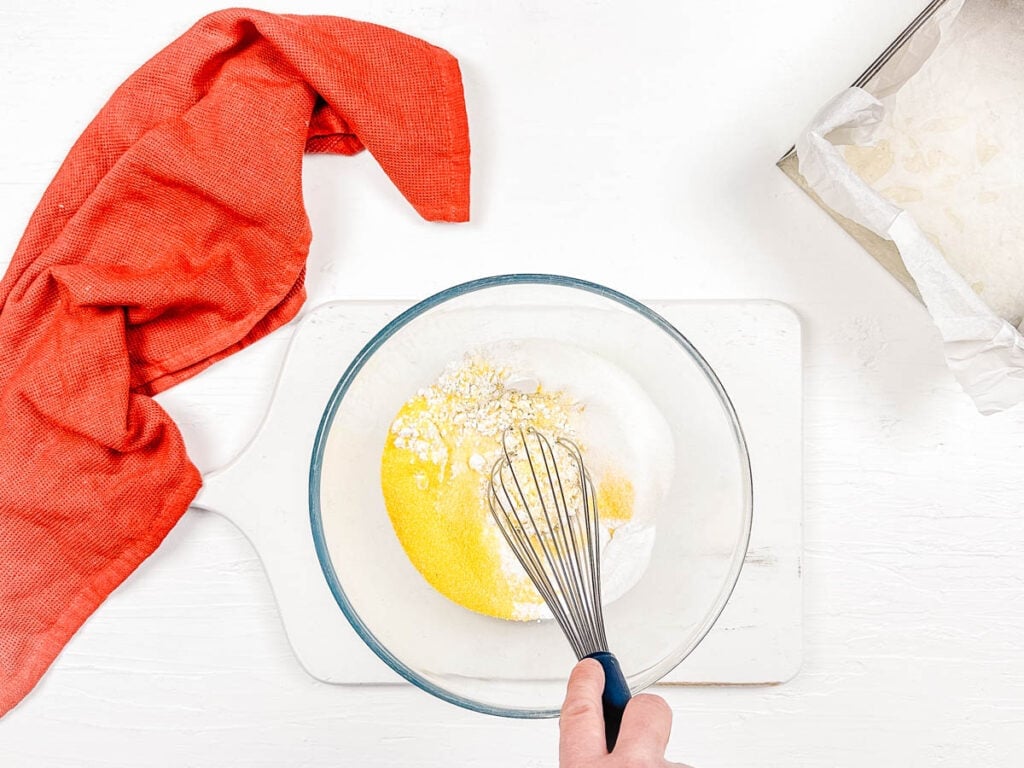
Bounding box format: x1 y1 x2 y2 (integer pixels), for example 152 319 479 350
487 427 607 658
526 432 593 648
561 437 608 651
492 465 582 653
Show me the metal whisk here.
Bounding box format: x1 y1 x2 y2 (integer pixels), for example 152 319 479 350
488 426 631 750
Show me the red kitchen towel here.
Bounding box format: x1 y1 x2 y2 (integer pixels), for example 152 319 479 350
0 8 469 715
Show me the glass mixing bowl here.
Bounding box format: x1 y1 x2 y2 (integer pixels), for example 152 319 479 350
309 274 752 718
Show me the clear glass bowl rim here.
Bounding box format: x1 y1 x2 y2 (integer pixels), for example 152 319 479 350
308 273 754 719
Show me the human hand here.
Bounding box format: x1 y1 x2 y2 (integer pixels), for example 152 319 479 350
559 659 692 767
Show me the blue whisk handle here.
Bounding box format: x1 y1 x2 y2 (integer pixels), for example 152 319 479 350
585 651 631 751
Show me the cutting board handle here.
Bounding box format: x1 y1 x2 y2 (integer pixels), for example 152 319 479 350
190 448 337 679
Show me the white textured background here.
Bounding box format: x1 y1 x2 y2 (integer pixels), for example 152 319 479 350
2 1 1023 766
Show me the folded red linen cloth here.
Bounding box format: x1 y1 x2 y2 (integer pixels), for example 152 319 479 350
0 8 469 715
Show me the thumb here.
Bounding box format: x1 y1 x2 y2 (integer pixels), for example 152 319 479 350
559 659 608 766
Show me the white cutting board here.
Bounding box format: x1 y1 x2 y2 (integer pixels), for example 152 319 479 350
185 299 802 686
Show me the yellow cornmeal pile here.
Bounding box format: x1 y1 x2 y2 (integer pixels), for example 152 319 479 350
381 355 635 621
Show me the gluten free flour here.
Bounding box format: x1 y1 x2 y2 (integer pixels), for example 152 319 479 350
380 340 673 621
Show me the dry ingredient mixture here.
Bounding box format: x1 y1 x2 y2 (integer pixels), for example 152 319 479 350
380 354 635 621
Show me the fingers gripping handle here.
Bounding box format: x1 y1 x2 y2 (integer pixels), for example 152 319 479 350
585 651 631 751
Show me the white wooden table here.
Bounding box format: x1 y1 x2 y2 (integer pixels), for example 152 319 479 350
3 2 1024 766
